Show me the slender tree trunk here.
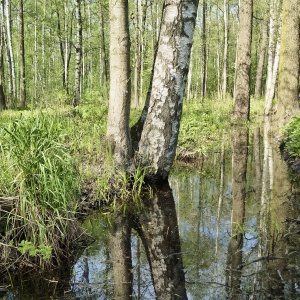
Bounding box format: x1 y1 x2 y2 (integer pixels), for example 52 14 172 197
19 0 26 108
0 14 6 111
34 0 38 102
135 0 199 180
133 0 141 107
99 2 108 99
106 0 132 167
233 0 253 121
264 0 279 114
5 0 16 106
222 0 229 98
276 0 300 127
73 0 82 107
201 0 207 101
254 16 268 98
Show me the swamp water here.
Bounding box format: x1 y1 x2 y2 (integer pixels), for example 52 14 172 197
2 124 300 299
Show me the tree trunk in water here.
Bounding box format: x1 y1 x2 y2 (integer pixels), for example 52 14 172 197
233 0 253 121
136 0 199 180
19 0 26 108
73 0 82 107
276 0 300 127
134 183 187 300
109 214 133 300
106 0 132 167
254 16 268 99
226 128 248 299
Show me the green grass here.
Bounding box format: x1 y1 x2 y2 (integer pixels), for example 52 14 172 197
282 114 300 157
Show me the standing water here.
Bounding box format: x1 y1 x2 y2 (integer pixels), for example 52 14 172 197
3 123 300 299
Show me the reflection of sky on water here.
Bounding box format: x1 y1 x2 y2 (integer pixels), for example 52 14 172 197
70 149 300 299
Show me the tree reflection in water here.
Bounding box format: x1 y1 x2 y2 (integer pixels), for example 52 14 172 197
226 127 248 299
109 182 187 300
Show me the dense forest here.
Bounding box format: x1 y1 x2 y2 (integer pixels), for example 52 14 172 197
0 0 300 299
0 0 298 115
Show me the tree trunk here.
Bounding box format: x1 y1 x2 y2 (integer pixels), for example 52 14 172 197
254 16 268 99
106 0 132 167
0 14 6 111
264 0 280 114
136 0 199 180
201 0 207 101
73 0 82 107
233 0 253 121
276 0 300 127
19 0 26 108
222 0 229 98
5 0 16 106
99 2 108 99
133 0 141 108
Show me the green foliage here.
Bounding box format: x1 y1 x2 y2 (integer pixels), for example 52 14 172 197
283 114 300 157
18 240 52 260
178 98 232 156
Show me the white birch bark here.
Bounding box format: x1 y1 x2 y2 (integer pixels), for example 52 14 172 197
137 0 199 180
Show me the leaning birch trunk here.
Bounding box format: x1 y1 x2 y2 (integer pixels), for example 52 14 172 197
137 0 199 180
232 0 253 121
106 0 132 167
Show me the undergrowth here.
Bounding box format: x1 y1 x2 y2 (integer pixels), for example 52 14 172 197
0 113 84 272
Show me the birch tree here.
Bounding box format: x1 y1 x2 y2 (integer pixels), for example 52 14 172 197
0 13 5 111
5 0 16 106
19 0 26 107
73 0 82 107
136 0 199 180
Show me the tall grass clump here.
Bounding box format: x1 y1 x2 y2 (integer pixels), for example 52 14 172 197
0 113 83 272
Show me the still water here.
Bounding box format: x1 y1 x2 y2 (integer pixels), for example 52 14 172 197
3 124 300 299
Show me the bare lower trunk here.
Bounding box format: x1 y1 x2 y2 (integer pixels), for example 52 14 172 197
106 0 132 166
233 0 253 121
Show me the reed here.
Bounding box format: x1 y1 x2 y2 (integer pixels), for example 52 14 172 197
0 113 83 271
